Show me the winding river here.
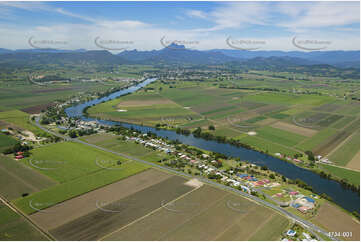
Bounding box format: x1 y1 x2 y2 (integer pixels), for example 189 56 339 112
65 78 360 213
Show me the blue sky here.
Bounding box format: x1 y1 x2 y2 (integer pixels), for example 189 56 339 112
0 1 359 51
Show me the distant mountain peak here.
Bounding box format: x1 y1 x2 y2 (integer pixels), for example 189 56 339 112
165 42 186 50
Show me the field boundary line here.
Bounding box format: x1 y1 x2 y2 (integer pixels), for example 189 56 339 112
0 166 40 192
157 193 230 241
213 205 258 240
99 185 201 241
0 195 55 241
242 213 275 240
324 129 359 159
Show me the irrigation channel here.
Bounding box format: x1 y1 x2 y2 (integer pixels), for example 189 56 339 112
65 78 360 213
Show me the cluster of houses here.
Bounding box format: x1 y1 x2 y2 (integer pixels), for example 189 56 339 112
275 152 333 165
275 153 302 163
127 135 173 153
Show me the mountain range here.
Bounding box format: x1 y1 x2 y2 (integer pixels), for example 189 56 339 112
0 43 359 69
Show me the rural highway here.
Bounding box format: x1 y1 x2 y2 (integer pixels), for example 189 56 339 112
33 116 337 241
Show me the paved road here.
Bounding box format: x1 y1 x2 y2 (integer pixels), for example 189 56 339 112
33 116 336 241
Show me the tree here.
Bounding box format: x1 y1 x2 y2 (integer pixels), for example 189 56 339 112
305 150 315 161
269 174 275 179
68 130 77 138
208 125 215 131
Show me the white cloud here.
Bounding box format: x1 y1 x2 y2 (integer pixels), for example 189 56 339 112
186 10 207 19
277 2 360 30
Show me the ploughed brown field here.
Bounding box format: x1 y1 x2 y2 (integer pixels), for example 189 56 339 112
49 172 193 240
103 185 289 241
29 169 172 230
27 168 290 241
21 103 55 114
311 202 360 241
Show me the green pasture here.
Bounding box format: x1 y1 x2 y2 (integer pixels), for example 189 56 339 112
14 161 149 214
22 141 130 183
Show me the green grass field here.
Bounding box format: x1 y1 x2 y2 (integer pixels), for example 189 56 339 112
22 141 130 183
329 131 360 166
0 155 56 200
319 164 360 185
14 158 150 214
0 133 17 152
238 135 299 156
87 93 200 126
0 110 45 135
256 126 306 146
0 205 47 240
297 128 338 152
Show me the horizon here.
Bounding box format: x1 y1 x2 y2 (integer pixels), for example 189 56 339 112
0 1 359 51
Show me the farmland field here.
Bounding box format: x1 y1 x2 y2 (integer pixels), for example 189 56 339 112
329 131 360 167
13 142 150 214
102 185 289 241
0 133 17 152
311 202 360 241
21 141 132 182
0 109 45 135
255 126 306 147
49 175 194 240
0 205 47 240
319 164 360 186
29 169 171 230
0 155 56 200
86 80 359 165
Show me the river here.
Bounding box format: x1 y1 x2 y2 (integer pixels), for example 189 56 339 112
65 78 360 213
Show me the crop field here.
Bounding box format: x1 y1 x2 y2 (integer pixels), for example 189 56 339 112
313 120 359 156
331 116 356 129
347 152 360 171
49 175 194 240
0 204 47 240
102 185 289 241
0 80 128 110
311 202 360 241
88 93 201 126
29 169 171 230
270 121 317 137
13 142 150 214
0 155 56 200
0 133 17 152
319 164 360 185
238 135 299 156
0 109 44 135
329 131 360 167
14 160 149 214
87 80 359 167
296 128 338 152
80 133 166 160
21 141 132 182
255 126 306 147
